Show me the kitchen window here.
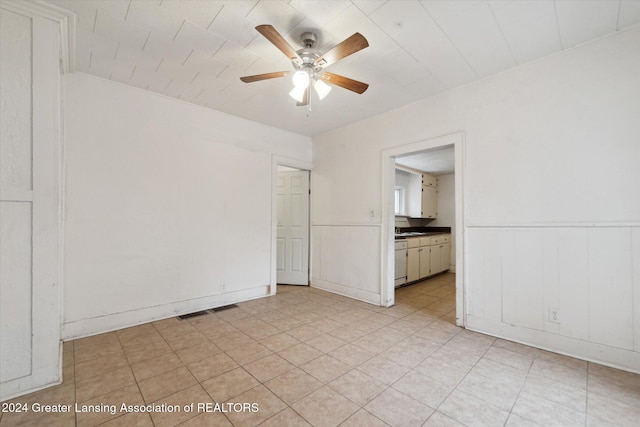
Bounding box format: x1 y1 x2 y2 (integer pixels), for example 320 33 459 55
395 186 405 215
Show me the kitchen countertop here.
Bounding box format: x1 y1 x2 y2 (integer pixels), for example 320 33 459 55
394 230 451 239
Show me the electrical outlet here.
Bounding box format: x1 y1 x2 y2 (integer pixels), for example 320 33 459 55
549 308 560 324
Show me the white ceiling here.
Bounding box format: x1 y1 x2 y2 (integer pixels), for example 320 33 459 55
47 0 640 136
396 145 455 175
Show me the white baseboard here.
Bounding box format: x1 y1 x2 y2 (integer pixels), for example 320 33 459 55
466 314 640 374
311 278 381 306
61 286 270 341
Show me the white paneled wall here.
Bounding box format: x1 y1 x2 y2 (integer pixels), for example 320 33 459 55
312 26 640 371
312 225 380 305
467 226 639 370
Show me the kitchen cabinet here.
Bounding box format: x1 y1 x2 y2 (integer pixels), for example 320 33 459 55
421 185 437 218
406 238 420 283
428 235 451 275
403 234 451 284
422 173 437 188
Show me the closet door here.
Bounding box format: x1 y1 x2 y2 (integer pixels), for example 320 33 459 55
1 4 62 400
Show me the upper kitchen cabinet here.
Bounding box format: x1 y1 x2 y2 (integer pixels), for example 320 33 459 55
421 173 438 218
422 173 437 188
395 167 438 219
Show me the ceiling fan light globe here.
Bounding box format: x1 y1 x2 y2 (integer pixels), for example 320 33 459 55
292 70 310 88
314 79 332 100
289 86 306 103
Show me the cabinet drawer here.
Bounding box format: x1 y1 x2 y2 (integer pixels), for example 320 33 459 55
406 238 420 249
441 234 450 243
430 236 442 245
419 237 431 247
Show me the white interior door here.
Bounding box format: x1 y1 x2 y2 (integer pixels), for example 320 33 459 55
276 170 309 285
1 4 61 400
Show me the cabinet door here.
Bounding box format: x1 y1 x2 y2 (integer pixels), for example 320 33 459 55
419 247 430 278
440 242 451 273
422 173 437 187
430 244 442 275
421 185 437 218
407 247 420 282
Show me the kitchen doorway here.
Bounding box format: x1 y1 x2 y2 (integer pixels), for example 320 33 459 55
380 132 466 327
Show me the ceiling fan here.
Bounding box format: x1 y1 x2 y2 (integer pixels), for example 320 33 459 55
240 25 369 107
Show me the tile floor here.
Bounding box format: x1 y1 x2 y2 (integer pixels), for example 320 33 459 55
1 273 640 426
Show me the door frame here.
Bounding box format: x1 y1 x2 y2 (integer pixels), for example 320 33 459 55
380 132 467 327
270 155 312 295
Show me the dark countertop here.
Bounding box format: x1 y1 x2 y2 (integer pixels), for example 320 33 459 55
394 227 451 240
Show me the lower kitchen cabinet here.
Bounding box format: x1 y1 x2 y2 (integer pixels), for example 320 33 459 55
403 234 451 284
407 246 420 282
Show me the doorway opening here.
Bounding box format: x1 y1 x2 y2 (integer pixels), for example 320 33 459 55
380 132 465 327
270 157 313 295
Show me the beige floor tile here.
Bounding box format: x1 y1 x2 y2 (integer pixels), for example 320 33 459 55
356 355 410 386
131 352 185 382
305 333 347 353
588 363 640 388
308 317 343 333
148 384 212 427
243 354 295 382
512 392 585 427
74 332 120 350
340 409 390 427
365 387 434 427
76 366 136 402
74 341 125 364
351 335 395 354
213 332 257 351
177 412 233 426
300 354 352 383
292 386 360 427
522 374 587 412
423 411 466 427
226 341 272 365
392 371 453 408
379 345 430 368
586 389 640 426
175 341 223 365
456 371 523 411
529 358 587 389
482 345 534 371
264 367 323 405
243 323 281 341
99 412 154 426
76 384 144 427
278 343 324 366
327 325 371 342
201 367 260 402
199 323 239 340
259 332 300 352
0 383 76 427
287 324 324 342
163 330 208 352
439 390 509 427
138 366 198 403
74 352 130 382
328 343 375 368
328 369 387 406
186 352 238 382
260 408 312 426
536 350 587 371
492 338 540 357
123 340 173 365
223 385 287 427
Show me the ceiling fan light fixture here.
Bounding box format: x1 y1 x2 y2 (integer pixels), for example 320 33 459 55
289 85 307 103
292 70 310 88
313 79 332 100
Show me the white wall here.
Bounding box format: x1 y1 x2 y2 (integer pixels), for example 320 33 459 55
431 174 455 271
62 73 312 339
312 26 640 372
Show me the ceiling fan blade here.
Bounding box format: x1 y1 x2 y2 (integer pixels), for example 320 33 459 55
240 71 290 83
296 86 310 106
314 33 369 67
320 72 369 94
255 25 301 63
